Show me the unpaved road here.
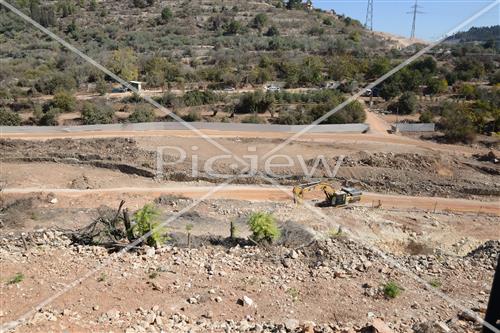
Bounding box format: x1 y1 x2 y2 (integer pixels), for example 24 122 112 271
3 185 499 214
0 127 486 155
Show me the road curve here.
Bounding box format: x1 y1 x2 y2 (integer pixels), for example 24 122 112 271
3 185 499 215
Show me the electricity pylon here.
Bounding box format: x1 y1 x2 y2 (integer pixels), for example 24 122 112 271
408 0 424 39
365 0 374 31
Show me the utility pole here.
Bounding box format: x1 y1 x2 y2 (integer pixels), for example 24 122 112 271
407 0 424 39
365 0 374 31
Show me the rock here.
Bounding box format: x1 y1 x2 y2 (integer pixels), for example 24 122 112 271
433 321 451 333
187 297 198 304
371 318 394 333
202 311 213 319
145 247 156 257
93 305 100 311
106 308 120 321
282 258 292 268
145 312 156 324
284 318 299 331
214 296 222 303
289 250 299 259
238 295 254 307
49 198 58 204
458 310 476 322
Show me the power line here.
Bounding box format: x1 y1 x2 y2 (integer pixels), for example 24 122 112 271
407 0 424 39
365 0 374 31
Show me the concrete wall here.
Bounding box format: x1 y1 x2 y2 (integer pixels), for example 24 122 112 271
1 122 370 134
392 123 435 132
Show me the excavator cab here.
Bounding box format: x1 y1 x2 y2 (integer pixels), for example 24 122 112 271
334 191 348 206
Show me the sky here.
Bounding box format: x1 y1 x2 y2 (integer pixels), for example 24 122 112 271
312 0 499 40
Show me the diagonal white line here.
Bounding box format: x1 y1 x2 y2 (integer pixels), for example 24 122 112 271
260 0 500 161
0 177 238 333
0 0 248 169
260 175 500 333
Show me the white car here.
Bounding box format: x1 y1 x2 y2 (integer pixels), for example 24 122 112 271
265 85 281 92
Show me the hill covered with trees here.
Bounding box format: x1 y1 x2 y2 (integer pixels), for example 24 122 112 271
0 1 499 143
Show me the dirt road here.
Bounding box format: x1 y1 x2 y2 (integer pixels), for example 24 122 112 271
3 185 498 214
0 126 485 155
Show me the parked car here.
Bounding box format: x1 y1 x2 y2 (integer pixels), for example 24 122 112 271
223 87 236 92
265 85 281 92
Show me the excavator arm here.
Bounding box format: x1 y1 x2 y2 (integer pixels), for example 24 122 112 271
293 181 336 204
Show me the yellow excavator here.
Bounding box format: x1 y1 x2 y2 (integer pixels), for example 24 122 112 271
292 181 362 207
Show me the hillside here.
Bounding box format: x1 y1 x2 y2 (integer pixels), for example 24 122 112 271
445 25 500 44
0 1 499 143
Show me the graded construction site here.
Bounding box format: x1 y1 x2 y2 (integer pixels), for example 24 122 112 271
0 127 499 333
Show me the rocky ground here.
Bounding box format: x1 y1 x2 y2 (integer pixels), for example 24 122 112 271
0 229 497 333
0 195 498 333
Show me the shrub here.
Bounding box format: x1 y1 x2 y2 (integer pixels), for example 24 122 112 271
182 110 201 122
7 273 24 285
39 107 61 126
0 108 22 126
419 110 434 123
81 102 114 125
183 90 217 106
429 279 442 288
247 212 281 243
96 78 107 95
129 105 155 123
51 90 76 113
383 281 402 299
265 26 279 37
160 7 173 23
252 13 268 31
224 20 244 35
132 0 154 8
235 92 275 114
132 204 166 247
241 114 265 124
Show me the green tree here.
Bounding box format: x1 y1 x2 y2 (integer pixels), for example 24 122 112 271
247 212 281 243
439 104 476 143
426 78 448 95
108 48 138 81
367 57 391 80
389 92 418 115
379 81 401 101
459 84 476 100
299 56 324 85
81 102 114 125
51 90 76 112
286 0 303 10
0 108 22 126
